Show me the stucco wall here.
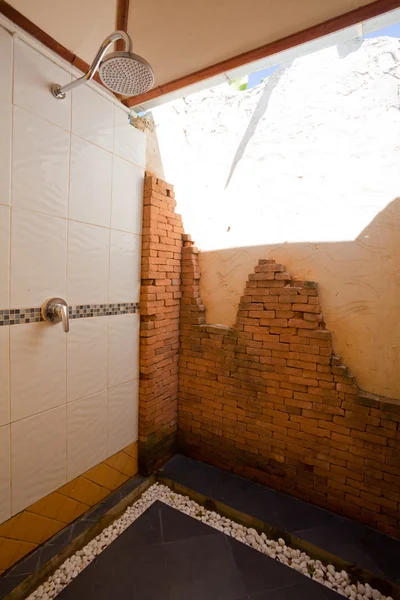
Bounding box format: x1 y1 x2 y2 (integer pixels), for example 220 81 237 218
180 241 400 538
199 193 400 399
154 36 400 400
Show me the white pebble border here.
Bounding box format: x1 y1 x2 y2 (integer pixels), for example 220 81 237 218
27 483 392 600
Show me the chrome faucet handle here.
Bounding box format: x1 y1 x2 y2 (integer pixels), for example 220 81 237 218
42 298 69 333
55 303 69 333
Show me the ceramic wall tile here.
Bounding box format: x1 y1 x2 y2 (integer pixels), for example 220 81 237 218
107 379 138 457
12 106 70 218
67 317 107 402
67 391 107 480
11 406 66 515
13 39 71 131
10 322 67 422
0 326 9 427
114 107 146 168
67 220 110 305
10 209 67 308
109 230 141 303
0 205 10 308
69 135 112 228
111 156 144 234
0 31 146 516
72 85 114 151
0 425 10 523
0 26 12 207
108 314 139 388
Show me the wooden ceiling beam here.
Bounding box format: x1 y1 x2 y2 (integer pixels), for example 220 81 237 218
116 0 130 51
123 0 400 108
1 0 399 108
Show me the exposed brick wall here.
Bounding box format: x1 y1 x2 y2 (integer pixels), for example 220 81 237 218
139 174 183 474
179 237 400 538
138 175 400 536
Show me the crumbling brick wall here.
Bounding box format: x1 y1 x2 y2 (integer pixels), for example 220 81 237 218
139 174 183 473
179 236 400 538
138 176 400 537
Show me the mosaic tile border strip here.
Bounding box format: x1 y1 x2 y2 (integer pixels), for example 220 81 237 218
0 303 140 326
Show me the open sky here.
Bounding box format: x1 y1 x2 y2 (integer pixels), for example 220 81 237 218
247 21 400 88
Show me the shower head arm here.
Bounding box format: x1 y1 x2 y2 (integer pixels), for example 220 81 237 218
51 30 132 99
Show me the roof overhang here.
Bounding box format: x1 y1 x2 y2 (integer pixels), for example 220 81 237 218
1 0 399 110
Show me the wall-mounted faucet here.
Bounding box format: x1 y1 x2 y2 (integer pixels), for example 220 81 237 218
42 298 69 332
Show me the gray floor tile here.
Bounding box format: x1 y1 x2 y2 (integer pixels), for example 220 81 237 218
160 454 212 496
226 535 302 595
162 455 400 584
106 502 163 553
165 533 246 600
56 505 242 600
293 522 383 575
0 574 27 599
249 580 334 599
54 501 347 600
158 501 215 543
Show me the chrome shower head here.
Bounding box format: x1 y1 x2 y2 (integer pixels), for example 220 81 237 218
51 31 154 99
99 51 154 96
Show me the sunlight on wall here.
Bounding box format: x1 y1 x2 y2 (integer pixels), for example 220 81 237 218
152 35 400 399
154 37 400 250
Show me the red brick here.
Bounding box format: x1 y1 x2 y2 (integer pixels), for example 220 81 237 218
172 226 400 536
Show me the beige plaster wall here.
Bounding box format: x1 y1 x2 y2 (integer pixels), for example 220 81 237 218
199 195 400 399
153 36 400 400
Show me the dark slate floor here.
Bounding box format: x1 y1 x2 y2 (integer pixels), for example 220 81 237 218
56 501 342 600
159 454 400 585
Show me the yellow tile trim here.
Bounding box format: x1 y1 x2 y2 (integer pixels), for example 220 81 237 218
28 493 90 525
58 477 109 507
0 512 64 545
0 442 138 573
104 452 138 478
83 463 129 491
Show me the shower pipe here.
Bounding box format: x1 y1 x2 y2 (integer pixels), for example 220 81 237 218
51 30 131 99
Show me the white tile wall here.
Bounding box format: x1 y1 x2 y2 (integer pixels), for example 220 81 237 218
0 25 145 520
13 39 72 131
0 27 12 208
12 106 70 218
72 85 114 151
67 220 110 304
107 380 139 457
111 156 144 234
67 391 107 480
0 205 10 308
69 135 113 228
108 314 140 388
114 108 146 168
10 209 67 308
10 322 67 422
109 230 141 303
11 406 67 515
0 326 10 427
67 318 108 402
0 425 10 522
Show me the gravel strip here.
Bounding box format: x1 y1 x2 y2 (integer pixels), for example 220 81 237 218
27 483 393 600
